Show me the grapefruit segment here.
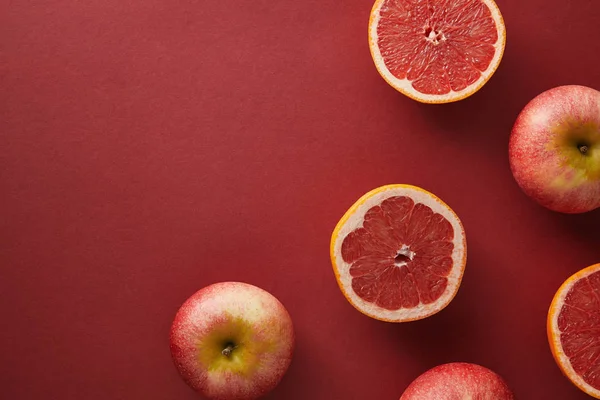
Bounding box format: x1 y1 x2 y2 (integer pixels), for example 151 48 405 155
330 185 467 322
369 0 506 103
548 263 600 398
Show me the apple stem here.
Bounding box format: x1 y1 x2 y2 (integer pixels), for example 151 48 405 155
222 344 235 357
579 145 589 155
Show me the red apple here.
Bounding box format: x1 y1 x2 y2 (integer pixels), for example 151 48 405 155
509 85 600 213
170 282 294 400
400 363 514 400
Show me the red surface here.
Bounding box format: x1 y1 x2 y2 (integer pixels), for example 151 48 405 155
1 0 599 398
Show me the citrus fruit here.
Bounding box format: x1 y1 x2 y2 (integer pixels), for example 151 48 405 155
548 263 600 398
368 0 506 103
330 184 467 322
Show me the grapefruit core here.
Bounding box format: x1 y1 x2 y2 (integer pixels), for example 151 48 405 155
330 185 467 322
369 0 506 103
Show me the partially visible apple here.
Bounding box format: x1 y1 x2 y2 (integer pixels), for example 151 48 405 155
509 85 600 213
170 282 294 400
400 363 514 400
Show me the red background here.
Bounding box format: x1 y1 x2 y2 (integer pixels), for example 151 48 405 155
2 0 600 398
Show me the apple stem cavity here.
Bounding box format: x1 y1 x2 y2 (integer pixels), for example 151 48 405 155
222 343 236 357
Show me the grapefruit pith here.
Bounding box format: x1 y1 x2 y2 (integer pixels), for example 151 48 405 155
330 185 467 322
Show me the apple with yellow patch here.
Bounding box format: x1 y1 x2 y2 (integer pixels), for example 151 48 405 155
170 282 294 399
509 85 600 213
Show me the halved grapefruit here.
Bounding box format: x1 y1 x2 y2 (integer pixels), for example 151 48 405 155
330 185 467 322
548 263 600 398
369 0 506 103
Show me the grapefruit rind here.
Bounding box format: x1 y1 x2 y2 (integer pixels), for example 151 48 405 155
547 263 600 399
330 184 467 322
368 0 507 104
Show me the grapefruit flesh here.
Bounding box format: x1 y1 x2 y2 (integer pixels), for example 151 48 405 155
341 197 454 310
369 0 506 103
331 185 466 322
559 274 600 386
548 263 600 398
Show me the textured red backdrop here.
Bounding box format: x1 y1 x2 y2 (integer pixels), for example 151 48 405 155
2 0 600 398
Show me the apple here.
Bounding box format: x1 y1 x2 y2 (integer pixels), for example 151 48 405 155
170 282 294 400
400 363 514 400
509 85 600 213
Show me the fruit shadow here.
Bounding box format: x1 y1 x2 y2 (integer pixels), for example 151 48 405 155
263 325 343 400
379 286 481 370
380 241 524 370
262 351 308 400
415 58 525 141
405 37 550 155
550 208 600 252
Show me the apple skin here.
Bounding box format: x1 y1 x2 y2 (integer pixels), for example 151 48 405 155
509 85 600 213
400 363 514 400
170 282 294 400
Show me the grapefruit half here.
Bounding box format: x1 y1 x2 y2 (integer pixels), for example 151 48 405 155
369 0 506 103
548 263 600 398
330 185 467 322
